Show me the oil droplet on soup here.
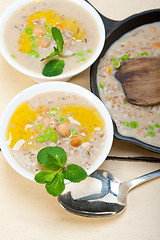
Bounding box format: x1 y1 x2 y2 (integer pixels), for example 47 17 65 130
19 10 86 54
7 103 37 148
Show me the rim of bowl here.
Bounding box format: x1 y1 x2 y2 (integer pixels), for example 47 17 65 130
0 0 105 82
0 82 113 182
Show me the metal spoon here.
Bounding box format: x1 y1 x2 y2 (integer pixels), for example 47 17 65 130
58 169 160 217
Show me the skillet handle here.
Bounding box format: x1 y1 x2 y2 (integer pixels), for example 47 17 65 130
83 0 119 36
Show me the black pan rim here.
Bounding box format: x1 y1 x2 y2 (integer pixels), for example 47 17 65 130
90 8 160 153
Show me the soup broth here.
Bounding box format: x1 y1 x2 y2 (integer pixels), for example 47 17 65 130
97 22 160 147
4 0 100 75
7 91 106 173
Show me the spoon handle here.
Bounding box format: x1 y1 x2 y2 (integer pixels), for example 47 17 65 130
126 169 160 191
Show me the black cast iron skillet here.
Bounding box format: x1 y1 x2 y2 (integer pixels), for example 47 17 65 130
85 1 160 153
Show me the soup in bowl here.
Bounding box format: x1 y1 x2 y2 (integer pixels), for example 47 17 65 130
0 0 105 82
0 82 113 182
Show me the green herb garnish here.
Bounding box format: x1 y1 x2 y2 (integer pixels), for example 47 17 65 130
42 27 64 57
41 47 59 62
63 164 87 183
41 27 78 76
41 27 66 77
51 27 64 53
35 146 88 196
42 59 65 77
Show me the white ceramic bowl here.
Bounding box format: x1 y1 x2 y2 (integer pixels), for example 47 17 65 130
0 82 113 181
0 0 105 83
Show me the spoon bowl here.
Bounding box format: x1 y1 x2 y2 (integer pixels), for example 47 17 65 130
58 169 160 217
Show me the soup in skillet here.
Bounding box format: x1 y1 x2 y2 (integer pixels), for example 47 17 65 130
97 22 160 147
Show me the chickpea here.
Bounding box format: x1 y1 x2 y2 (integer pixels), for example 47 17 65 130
152 42 160 49
38 38 51 48
70 136 82 147
57 122 71 138
33 27 47 36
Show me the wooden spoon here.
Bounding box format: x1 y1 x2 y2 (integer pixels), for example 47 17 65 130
115 57 160 106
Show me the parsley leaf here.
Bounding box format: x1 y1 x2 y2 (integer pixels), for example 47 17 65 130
42 59 65 77
63 164 88 182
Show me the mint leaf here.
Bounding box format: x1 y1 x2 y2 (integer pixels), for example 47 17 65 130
37 146 67 170
41 47 59 61
35 170 57 184
63 164 87 183
41 27 65 76
45 172 65 196
52 27 64 54
42 59 65 77
37 147 61 170
49 146 67 166
35 146 88 197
